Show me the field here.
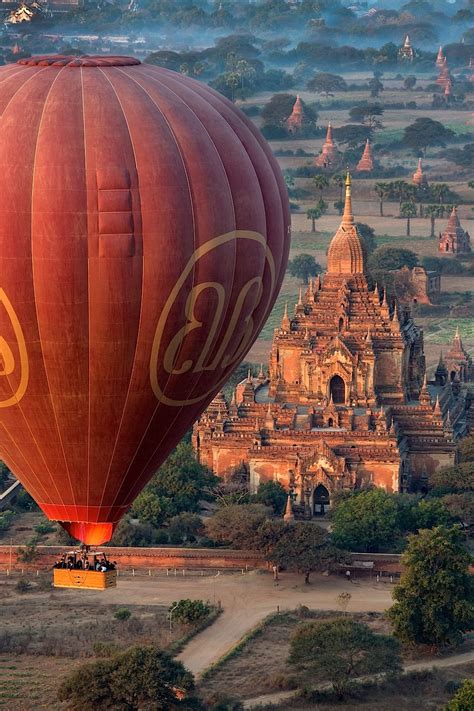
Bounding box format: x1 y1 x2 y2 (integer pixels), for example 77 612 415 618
0 578 205 710
245 76 474 372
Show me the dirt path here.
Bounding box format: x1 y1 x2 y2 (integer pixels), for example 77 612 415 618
242 650 474 709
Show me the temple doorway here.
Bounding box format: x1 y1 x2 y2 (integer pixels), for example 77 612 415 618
314 484 330 515
329 375 345 404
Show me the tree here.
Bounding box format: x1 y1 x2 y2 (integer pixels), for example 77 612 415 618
425 204 443 237
369 77 384 97
288 619 402 699
368 246 418 278
332 174 345 214
388 526 474 651
446 680 474 711
333 124 370 148
356 223 377 255
441 493 474 529
130 490 163 525
167 512 204 544
400 201 417 236
288 253 321 282
252 480 287 515
268 522 339 583
312 174 329 201
205 503 270 549
431 461 474 494
307 72 347 97
305 207 322 232
403 117 455 156
404 75 417 91
331 489 401 553
349 104 384 131
458 435 474 462
431 183 451 205
58 646 203 710
168 599 210 625
374 182 391 217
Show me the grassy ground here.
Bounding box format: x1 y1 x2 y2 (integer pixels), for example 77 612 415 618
0 579 215 710
276 664 474 710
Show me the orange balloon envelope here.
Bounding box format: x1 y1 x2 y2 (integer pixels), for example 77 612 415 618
0 56 290 544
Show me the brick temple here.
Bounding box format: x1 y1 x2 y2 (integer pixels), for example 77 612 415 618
439 207 471 254
194 175 471 516
315 122 339 168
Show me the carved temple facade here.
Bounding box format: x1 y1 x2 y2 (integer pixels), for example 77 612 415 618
193 175 471 517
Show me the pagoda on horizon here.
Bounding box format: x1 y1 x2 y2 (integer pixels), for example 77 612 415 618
286 95 306 134
413 158 428 187
356 139 374 173
315 122 339 168
398 35 415 62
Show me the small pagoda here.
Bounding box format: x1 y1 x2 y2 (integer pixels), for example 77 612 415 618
439 207 471 254
356 139 374 173
445 328 474 383
315 122 339 168
436 59 451 88
398 35 415 62
413 158 428 187
436 46 445 68
286 95 306 134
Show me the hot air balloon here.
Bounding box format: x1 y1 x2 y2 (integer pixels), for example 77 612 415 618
0 55 290 547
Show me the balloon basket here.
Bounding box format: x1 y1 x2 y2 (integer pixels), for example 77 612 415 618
53 549 117 590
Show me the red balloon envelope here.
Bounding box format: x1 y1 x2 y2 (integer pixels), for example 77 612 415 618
0 56 290 544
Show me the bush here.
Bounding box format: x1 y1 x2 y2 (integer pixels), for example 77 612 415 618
15 578 31 594
0 509 15 532
92 641 120 658
34 519 56 535
114 608 132 622
169 599 210 626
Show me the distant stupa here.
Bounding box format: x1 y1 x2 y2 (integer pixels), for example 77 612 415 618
356 139 374 172
315 122 339 168
436 46 445 68
398 35 415 62
413 158 428 187
439 207 471 254
286 95 306 133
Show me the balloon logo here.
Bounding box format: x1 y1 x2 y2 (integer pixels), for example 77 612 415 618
150 230 276 407
0 289 29 409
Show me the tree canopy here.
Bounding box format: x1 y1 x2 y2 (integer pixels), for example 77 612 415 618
289 618 402 698
58 646 204 710
205 503 271 549
268 521 340 583
388 526 474 651
368 246 418 277
288 253 321 283
403 117 455 155
307 72 347 96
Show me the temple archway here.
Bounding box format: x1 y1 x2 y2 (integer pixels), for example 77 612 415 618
314 484 330 515
329 375 345 404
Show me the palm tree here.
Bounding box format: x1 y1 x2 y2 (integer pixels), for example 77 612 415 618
431 183 450 205
425 204 443 237
400 201 417 236
312 175 329 201
332 174 345 214
307 207 322 232
374 182 390 217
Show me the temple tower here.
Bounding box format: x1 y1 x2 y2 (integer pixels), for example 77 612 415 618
445 328 473 382
439 207 471 254
436 46 445 68
286 95 306 133
413 158 428 187
398 35 415 62
315 122 339 168
356 139 374 173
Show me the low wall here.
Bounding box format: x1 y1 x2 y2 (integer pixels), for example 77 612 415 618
0 545 269 572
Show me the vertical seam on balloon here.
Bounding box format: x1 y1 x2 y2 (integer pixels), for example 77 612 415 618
91 67 147 517
80 66 91 521
114 68 272 499
0 66 71 511
29 65 79 520
98 66 202 509
114 67 238 480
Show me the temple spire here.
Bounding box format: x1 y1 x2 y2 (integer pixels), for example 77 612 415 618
283 494 295 522
341 169 354 225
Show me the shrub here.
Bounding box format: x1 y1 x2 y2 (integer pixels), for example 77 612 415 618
34 519 56 535
92 641 120 658
15 578 31 594
114 607 132 622
0 509 15 532
169 599 210 625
